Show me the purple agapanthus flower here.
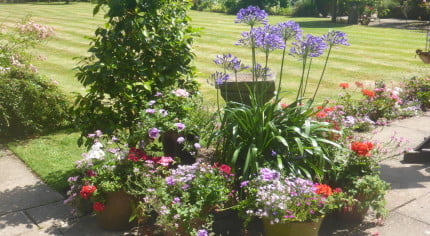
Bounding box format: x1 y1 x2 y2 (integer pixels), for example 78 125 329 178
235 6 268 26
277 21 302 41
290 34 327 58
322 30 350 47
253 24 285 51
211 71 230 85
148 127 160 139
214 54 248 73
252 63 271 79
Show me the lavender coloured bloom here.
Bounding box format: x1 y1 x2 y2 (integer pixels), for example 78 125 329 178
95 130 103 137
177 137 185 144
322 30 350 47
211 71 230 85
145 108 155 114
240 180 249 188
252 25 285 51
235 6 268 26
214 54 248 73
159 109 168 117
194 143 201 149
148 127 160 139
271 150 277 156
175 122 185 130
290 34 327 58
154 92 163 97
259 168 280 181
197 229 209 236
166 176 175 185
252 63 271 79
148 100 156 106
277 21 302 41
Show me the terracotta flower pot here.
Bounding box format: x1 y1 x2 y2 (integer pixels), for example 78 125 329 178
263 217 323 236
96 191 136 231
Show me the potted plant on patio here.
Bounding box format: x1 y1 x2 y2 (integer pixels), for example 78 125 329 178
237 168 341 236
65 131 175 231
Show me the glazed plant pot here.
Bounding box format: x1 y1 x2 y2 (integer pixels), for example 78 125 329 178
263 217 323 236
416 49 430 64
96 191 136 231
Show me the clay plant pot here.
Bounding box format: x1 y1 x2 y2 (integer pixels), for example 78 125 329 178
96 191 136 231
263 217 324 236
416 49 430 64
216 73 276 106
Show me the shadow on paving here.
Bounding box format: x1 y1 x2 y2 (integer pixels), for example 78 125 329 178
0 184 71 235
380 161 430 190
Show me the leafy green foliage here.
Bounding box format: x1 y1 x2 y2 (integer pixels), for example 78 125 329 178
213 97 341 180
0 19 70 137
73 0 200 146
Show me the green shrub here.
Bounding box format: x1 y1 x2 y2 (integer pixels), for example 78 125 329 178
73 0 200 147
0 19 70 138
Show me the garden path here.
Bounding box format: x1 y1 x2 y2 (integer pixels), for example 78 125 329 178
0 111 430 235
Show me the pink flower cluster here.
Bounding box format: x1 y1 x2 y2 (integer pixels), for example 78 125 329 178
19 21 55 40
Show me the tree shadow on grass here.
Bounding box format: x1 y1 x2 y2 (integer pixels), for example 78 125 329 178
293 20 350 29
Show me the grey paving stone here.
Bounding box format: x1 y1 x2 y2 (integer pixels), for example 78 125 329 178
395 192 430 225
25 201 74 233
60 215 135 236
0 150 63 214
0 211 39 236
368 211 430 236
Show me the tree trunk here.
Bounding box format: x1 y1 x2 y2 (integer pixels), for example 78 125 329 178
348 2 359 24
330 0 337 23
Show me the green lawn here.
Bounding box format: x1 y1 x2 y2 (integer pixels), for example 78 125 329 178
1 2 428 192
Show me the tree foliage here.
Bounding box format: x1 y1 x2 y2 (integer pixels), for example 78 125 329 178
74 0 199 146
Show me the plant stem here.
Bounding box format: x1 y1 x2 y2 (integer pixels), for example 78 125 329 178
311 45 332 105
296 56 307 101
275 41 288 101
302 57 313 98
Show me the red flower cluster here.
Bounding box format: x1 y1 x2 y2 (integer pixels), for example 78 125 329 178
128 147 151 162
355 81 364 88
351 141 374 156
314 106 336 119
80 185 97 199
361 89 375 98
93 202 105 212
214 163 232 175
339 83 349 89
314 183 333 198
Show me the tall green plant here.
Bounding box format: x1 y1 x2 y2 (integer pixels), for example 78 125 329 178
73 0 199 146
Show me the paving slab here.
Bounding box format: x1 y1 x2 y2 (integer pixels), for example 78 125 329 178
0 211 53 236
25 201 74 234
59 215 135 236
0 150 64 214
370 211 430 236
395 192 430 225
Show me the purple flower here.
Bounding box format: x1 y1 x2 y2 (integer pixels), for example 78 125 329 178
173 197 181 204
194 143 201 149
252 64 271 79
214 54 248 73
177 137 185 144
145 108 155 114
237 25 284 51
240 180 249 188
253 25 285 51
154 92 163 97
290 34 327 58
175 122 185 130
148 100 156 106
322 30 349 47
235 6 268 26
166 176 175 185
259 168 280 181
148 128 160 139
95 130 103 137
271 150 277 156
159 109 168 117
211 72 230 85
277 21 302 41
197 229 208 236
111 136 119 142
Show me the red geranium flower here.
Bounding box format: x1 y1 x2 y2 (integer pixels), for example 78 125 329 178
351 141 374 156
315 111 327 119
333 187 342 193
80 185 97 199
93 202 105 212
314 183 333 198
339 83 349 89
218 164 232 175
361 89 375 98
128 147 150 162
355 81 364 88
